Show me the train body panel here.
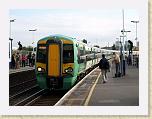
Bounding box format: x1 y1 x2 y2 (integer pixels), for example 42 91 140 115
36 73 48 89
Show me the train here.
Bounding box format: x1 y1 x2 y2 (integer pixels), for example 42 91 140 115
35 34 138 90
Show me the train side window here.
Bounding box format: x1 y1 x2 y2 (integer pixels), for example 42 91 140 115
77 47 85 64
92 50 95 59
86 49 92 61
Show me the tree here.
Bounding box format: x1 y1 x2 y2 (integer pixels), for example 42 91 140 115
82 39 87 44
112 44 116 50
27 46 33 51
94 45 100 48
22 46 27 50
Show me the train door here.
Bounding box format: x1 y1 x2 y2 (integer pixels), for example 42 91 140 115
46 40 63 88
48 44 60 77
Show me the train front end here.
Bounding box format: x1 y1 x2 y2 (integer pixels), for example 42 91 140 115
36 36 76 90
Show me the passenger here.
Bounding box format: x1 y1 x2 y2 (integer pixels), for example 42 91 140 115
98 54 110 83
128 40 133 55
28 52 32 67
19 53 22 67
112 52 120 77
128 54 132 66
25 54 28 66
22 54 26 67
11 53 16 69
15 52 20 69
32 53 35 67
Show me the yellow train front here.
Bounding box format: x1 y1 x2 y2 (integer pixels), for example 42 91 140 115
36 35 77 90
36 34 103 90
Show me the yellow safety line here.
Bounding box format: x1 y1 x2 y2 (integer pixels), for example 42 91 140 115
84 72 101 106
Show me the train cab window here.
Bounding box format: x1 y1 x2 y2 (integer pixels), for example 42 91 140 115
37 45 46 63
63 44 74 63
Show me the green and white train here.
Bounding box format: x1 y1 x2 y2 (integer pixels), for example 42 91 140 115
36 34 116 90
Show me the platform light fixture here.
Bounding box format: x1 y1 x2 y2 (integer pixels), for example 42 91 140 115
131 20 139 47
9 19 16 61
29 29 37 52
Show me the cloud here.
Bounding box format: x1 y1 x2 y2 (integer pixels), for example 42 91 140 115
10 9 139 47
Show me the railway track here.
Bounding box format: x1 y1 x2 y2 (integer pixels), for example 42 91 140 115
10 86 67 106
26 90 67 106
9 79 37 96
24 66 97 106
9 65 98 106
9 85 42 106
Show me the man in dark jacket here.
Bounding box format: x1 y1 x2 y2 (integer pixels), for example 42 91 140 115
98 54 110 83
128 40 133 55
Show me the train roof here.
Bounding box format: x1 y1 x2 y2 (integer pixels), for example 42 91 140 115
39 34 76 41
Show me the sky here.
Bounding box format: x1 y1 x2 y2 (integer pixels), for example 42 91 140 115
9 9 139 48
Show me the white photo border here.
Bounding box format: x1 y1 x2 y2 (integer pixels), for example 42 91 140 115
0 0 148 115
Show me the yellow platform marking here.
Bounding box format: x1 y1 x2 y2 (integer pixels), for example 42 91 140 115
84 72 101 106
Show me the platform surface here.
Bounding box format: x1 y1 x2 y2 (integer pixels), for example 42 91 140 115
9 66 35 74
55 65 139 106
88 65 139 106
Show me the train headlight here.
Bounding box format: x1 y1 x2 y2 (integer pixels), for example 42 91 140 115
65 69 68 73
64 67 73 73
37 67 45 72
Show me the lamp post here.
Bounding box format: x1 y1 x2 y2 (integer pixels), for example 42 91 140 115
121 30 131 51
120 35 126 76
116 37 120 50
131 20 139 47
122 9 125 59
121 9 128 76
29 29 37 52
9 19 16 63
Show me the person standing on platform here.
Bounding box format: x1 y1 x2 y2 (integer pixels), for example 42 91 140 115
128 40 133 55
112 52 120 77
11 53 16 69
127 54 132 66
98 54 110 83
32 53 35 67
28 52 32 67
15 52 20 69
22 54 26 67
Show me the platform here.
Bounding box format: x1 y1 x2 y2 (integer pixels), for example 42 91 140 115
9 66 35 74
55 65 139 106
87 65 139 106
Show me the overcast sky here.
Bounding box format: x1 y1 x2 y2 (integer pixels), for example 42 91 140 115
9 9 139 48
